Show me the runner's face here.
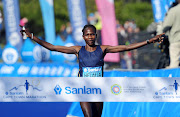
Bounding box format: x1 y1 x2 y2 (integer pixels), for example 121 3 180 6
83 27 96 46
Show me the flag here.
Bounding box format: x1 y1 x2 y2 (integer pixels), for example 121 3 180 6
95 0 120 62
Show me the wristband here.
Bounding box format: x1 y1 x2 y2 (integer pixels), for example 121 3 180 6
146 39 150 44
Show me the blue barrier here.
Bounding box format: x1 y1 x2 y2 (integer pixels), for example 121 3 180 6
0 102 72 117
0 63 179 77
0 63 180 117
0 63 79 77
104 68 180 77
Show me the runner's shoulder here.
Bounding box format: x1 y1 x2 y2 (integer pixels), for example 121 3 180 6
100 45 111 52
72 46 82 53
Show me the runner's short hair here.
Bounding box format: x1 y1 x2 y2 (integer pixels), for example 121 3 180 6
82 24 96 35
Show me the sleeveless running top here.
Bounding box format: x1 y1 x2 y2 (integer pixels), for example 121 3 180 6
78 45 104 77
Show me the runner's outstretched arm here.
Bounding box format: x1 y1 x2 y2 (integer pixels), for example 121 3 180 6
20 25 80 54
103 33 165 53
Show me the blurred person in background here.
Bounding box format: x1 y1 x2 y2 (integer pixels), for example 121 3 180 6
58 22 72 41
116 19 128 43
124 51 133 69
117 19 141 69
88 12 102 45
66 22 72 35
59 24 68 41
94 12 102 45
0 10 3 44
87 13 96 25
160 0 180 68
129 19 137 31
21 24 164 117
0 10 3 31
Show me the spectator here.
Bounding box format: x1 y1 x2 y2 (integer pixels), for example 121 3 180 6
87 13 96 25
59 24 67 41
116 20 128 42
161 0 180 68
66 22 72 34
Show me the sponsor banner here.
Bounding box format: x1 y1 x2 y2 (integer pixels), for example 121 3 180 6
50 35 65 62
1 77 180 102
0 63 79 77
21 38 50 62
167 0 176 7
0 63 179 77
151 0 175 23
151 0 166 22
2 43 19 64
63 35 77 62
50 35 77 63
67 0 87 46
21 38 35 62
2 0 22 50
39 0 56 44
95 0 119 62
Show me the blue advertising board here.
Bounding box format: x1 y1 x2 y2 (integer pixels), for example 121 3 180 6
151 0 176 22
67 0 87 46
2 43 19 64
2 0 22 50
39 0 56 44
0 62 179 117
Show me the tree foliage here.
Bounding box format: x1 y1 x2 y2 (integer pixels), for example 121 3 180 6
115 1 153 29
0 0 154 36
19 0 69 36
19 0 44 36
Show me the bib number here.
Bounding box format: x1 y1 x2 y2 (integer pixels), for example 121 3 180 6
82 66 102 77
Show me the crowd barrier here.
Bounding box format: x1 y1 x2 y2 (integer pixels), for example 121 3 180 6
0 63 179 77
1 77 180 102
0 63 79 77
0 63 180 117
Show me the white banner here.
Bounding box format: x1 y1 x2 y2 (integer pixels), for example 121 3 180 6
0 77 180 102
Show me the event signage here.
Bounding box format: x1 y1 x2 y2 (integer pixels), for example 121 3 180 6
0 63 79 77
1 77 180 102
95 0 120 62
151 0 175 22
39 0 56 44
2 43 18 64
50 35 65 62
2 0 22 50
50 35 77 63
151 0 166 22
0 63 179 77
67 0 87 46
63 35 77 62
21 38 35 62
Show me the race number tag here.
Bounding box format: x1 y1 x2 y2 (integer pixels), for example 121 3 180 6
82 66 102 77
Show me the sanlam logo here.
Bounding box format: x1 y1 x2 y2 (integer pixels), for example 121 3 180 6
54 85 101 95
54 85 62 95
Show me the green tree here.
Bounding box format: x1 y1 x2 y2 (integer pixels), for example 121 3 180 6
1 0 154 36
19 0 44 36
19 0 70 36
115 1 153 30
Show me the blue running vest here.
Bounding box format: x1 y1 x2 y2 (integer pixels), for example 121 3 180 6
67 45 104 117
78 45 104 77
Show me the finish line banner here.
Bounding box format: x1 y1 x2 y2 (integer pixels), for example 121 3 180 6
0 77 180 102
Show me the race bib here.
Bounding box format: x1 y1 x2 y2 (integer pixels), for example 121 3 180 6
82 66 102 77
